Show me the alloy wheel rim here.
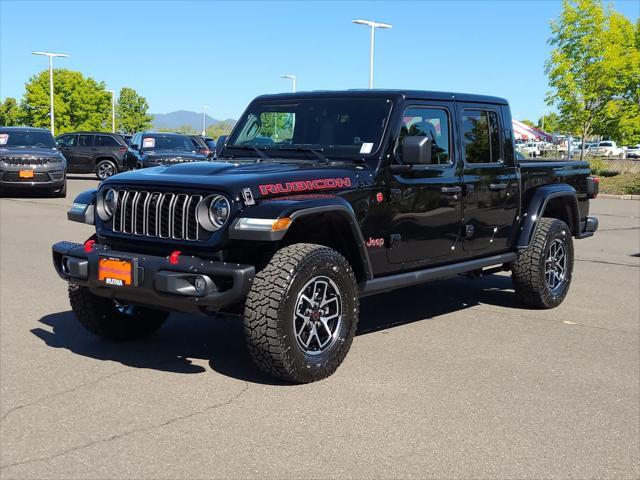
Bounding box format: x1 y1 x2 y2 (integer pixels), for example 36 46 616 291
293 276 342 355
98 163 114 179
545 238 567 291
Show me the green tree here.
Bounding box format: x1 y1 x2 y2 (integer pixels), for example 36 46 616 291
205 119 236 139
521 119 536 128
537 112 563 134
0 97 24 126
117 87 153 133
22 69 110 134
545 0 639 158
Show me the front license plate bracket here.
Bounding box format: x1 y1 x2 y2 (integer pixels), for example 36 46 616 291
98 256 138 287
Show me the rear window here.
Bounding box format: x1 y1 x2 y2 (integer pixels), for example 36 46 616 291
600 142 613 147
95 135 121 147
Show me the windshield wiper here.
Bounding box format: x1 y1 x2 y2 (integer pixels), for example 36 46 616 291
277 146 329 164
226 145 271 161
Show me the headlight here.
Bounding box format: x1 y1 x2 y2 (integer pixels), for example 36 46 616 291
97 188 118 221
209 195 230 228
196 194 231 231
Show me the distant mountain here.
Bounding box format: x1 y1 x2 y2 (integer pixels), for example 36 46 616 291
151 110 235 132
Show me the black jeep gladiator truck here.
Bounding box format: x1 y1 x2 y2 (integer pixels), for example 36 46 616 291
52 90 599 383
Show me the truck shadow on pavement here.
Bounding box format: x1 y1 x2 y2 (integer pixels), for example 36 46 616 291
33 274 519 385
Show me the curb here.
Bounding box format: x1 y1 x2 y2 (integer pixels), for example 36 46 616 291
598 194 640 200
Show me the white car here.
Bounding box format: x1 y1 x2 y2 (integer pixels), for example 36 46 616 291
519 142 541 157
591 141 623 158
624 144 640 159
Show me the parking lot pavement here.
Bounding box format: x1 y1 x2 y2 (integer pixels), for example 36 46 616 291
1 178 638 479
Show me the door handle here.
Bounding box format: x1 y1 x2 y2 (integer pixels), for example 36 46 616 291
489 183 508 191
441 186 462 194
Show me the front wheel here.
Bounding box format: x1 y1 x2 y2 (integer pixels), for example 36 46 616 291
512 218 574 308
243 243 359 383
69 284 168 340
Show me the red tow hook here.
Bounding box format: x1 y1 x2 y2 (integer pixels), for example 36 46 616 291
169 250 182 265
83 239 96 252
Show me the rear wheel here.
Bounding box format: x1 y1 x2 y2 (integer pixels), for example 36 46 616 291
243 243 359 383
512 218 574 308
69 284 167 340
95 159 117 180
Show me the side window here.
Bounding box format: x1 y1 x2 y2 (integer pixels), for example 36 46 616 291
77 134 94 147
462 110 502 164
399 107 451 164
131 134 141 147
56 134 75 148
96 135 119 147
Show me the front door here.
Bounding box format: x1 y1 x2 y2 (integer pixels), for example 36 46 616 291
386 104 463 266
458 106 518 253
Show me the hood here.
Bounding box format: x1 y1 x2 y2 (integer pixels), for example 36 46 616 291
0 147 62 158
102 159 370 199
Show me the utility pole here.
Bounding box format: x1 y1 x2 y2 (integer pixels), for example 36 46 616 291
103 89 115 133
281 74 296 92
32 51 70 135
202 105 209 136
352 20 392 89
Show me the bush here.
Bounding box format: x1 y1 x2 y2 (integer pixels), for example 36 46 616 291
599 173 640 195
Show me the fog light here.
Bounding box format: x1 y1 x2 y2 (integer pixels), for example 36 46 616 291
194 276 207 293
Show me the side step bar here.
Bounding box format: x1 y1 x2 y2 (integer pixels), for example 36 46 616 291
359 252 518 297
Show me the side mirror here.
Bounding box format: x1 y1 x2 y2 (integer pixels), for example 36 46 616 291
216 135 228 157
130 144 139 151
402 136 432 165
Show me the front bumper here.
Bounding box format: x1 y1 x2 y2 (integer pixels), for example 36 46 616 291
0 166 65 189
52 241 255 314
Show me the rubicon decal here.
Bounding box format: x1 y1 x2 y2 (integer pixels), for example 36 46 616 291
258 177 352 196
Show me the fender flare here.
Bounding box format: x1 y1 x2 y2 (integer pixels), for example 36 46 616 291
516 184 580 249
229 204 373 280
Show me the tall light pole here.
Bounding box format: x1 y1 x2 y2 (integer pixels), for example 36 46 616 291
281 74 296 92
202 105 209 136
32 51 69 135
352 19 392 89
103 89 115 133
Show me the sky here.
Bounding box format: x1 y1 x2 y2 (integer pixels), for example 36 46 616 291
1 0 639 122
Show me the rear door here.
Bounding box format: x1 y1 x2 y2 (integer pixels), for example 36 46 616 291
386 102 463 266
72 134 96 170
458 104 518 253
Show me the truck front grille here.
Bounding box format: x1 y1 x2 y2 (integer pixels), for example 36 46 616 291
110 189 205 241
0 156 62 166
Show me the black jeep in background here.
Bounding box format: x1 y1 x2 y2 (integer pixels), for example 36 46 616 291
125 132 207 169
53 90 599 383
56 132 128 180
1 127 67 197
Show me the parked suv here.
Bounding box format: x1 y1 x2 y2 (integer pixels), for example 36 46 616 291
125 132 207 169
56 132 128 180
53 90 599 383
188 135 214 158
0 127 67 197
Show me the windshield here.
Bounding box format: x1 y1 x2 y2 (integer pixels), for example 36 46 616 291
226 97 392 158
142 134 193 151
0 130 56 148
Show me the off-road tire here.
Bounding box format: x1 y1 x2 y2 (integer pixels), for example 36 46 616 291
244 243 359 383
512 217 574 309
69 284 168 340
